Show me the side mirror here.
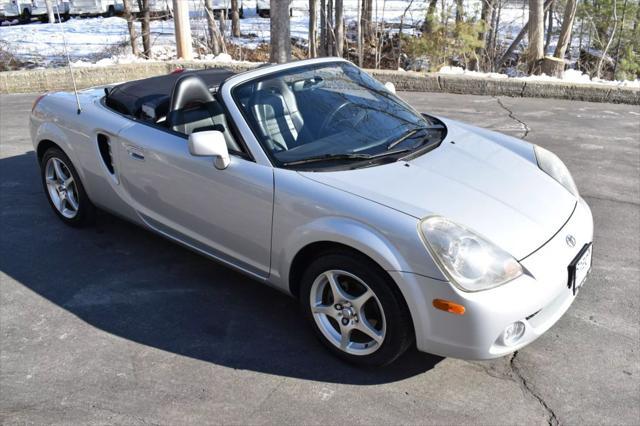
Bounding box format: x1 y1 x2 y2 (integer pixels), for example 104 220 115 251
384 81 396 94
188 130 230 170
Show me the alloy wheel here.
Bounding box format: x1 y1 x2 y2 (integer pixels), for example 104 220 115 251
45 157 79 219
309 270 386 356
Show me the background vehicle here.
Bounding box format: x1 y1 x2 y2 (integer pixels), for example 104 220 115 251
3 0 68 22
68 0 122 17
256 0 290 17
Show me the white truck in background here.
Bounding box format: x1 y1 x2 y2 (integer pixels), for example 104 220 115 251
68 0 123 16
3 0 70 21
256 0 291 18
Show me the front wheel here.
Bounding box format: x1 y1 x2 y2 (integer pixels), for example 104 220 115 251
300 251 414 367
41 147 95 227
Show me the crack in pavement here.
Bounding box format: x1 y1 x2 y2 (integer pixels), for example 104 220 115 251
494 97 531 139
509 351 560 426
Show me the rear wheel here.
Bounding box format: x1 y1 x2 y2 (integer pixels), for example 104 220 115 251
41 147 95 227
20 8 31 22
300 251 414 367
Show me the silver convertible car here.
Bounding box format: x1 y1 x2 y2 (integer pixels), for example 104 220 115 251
30 58 593 366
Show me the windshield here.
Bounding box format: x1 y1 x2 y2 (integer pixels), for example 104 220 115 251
232 62 446 169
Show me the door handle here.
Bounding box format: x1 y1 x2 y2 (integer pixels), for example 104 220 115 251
125 145 145 161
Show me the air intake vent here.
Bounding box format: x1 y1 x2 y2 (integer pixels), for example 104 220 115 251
97 133 115 174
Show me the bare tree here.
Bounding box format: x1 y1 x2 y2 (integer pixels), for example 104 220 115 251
397 0 415 69
320 0 327 56
205 0 223 54
423 0 439 34
334 0 344 57
455 0 464 23
361 0 373 42
219 8 227 39
123 0 139 56
44 0 55 23
319 0 335 56
544 0 554 53
497 0 552 68
528 0 545 72
309 0 318 57
137 0 151 58
596 0 617 78
231 0 240 37
357 0 363 65
270 0 291 63
554 0 578 59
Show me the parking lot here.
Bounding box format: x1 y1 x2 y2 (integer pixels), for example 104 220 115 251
1 92 638 425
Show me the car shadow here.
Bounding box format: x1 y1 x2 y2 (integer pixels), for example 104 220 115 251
0 151 443 385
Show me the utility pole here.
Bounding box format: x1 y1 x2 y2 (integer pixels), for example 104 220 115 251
173 0 193 60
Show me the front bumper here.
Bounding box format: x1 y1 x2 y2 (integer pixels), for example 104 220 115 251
391 197 594 360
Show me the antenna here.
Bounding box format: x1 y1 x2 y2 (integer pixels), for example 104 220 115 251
54 0 81 114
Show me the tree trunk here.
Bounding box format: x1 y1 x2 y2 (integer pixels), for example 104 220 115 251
326 0 334 56
544 0 553 53
541 55 564 76
270 0 291 63
528 0 545 73
497 0 552 69
137 0 151 58
423 0 438 34
553 0 577 59
205 0 221 54
334 0 344 57
596 0 617 78
361 0 373 42
123 0 139 56
219 8 226 40
309 0 318 57
357 0 363 65
231 0 240 37
455 0 464 23
44 0 55 23
319 0 327 56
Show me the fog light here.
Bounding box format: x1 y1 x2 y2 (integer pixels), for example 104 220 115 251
503 321 526 346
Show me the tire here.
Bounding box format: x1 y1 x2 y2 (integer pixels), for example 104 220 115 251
21 8 31 22
40 147 95 227
300 250 414 367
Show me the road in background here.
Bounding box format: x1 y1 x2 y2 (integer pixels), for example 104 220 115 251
1 92 638 425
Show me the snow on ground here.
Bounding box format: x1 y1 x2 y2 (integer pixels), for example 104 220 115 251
439 66 640 88
1 0 637 87
0 0 482 65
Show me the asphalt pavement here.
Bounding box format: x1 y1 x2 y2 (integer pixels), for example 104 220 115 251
1 92 638 425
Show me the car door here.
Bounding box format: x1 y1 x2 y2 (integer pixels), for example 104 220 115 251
115 123 274 279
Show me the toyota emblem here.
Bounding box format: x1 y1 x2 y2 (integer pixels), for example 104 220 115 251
566 235 576 248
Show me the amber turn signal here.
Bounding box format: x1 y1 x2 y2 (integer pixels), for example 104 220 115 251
432 299 466 315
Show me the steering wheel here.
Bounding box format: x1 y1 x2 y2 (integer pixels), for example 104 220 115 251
318 101 367 136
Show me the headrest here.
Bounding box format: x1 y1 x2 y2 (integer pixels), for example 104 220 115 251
170 75 214 111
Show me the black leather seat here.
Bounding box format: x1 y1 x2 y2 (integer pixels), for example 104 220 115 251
166 75 241 152
247 80 309 152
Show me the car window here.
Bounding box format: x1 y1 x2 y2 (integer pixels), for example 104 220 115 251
232 62 445 169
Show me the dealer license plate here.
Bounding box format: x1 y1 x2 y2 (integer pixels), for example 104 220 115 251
568 243 592 295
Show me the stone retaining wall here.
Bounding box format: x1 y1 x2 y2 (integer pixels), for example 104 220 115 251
1 61 638 105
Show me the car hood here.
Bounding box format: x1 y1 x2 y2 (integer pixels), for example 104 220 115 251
299 119 576 260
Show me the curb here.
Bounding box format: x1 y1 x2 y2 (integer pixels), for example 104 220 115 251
1 61 638 105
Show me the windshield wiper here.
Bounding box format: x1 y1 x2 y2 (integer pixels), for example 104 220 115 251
386 129 420 150
282 153 373 166
282 149 413 167
386 125 446 151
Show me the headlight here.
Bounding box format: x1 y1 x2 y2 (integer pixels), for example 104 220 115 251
419 216 523 292
534 145 579 197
